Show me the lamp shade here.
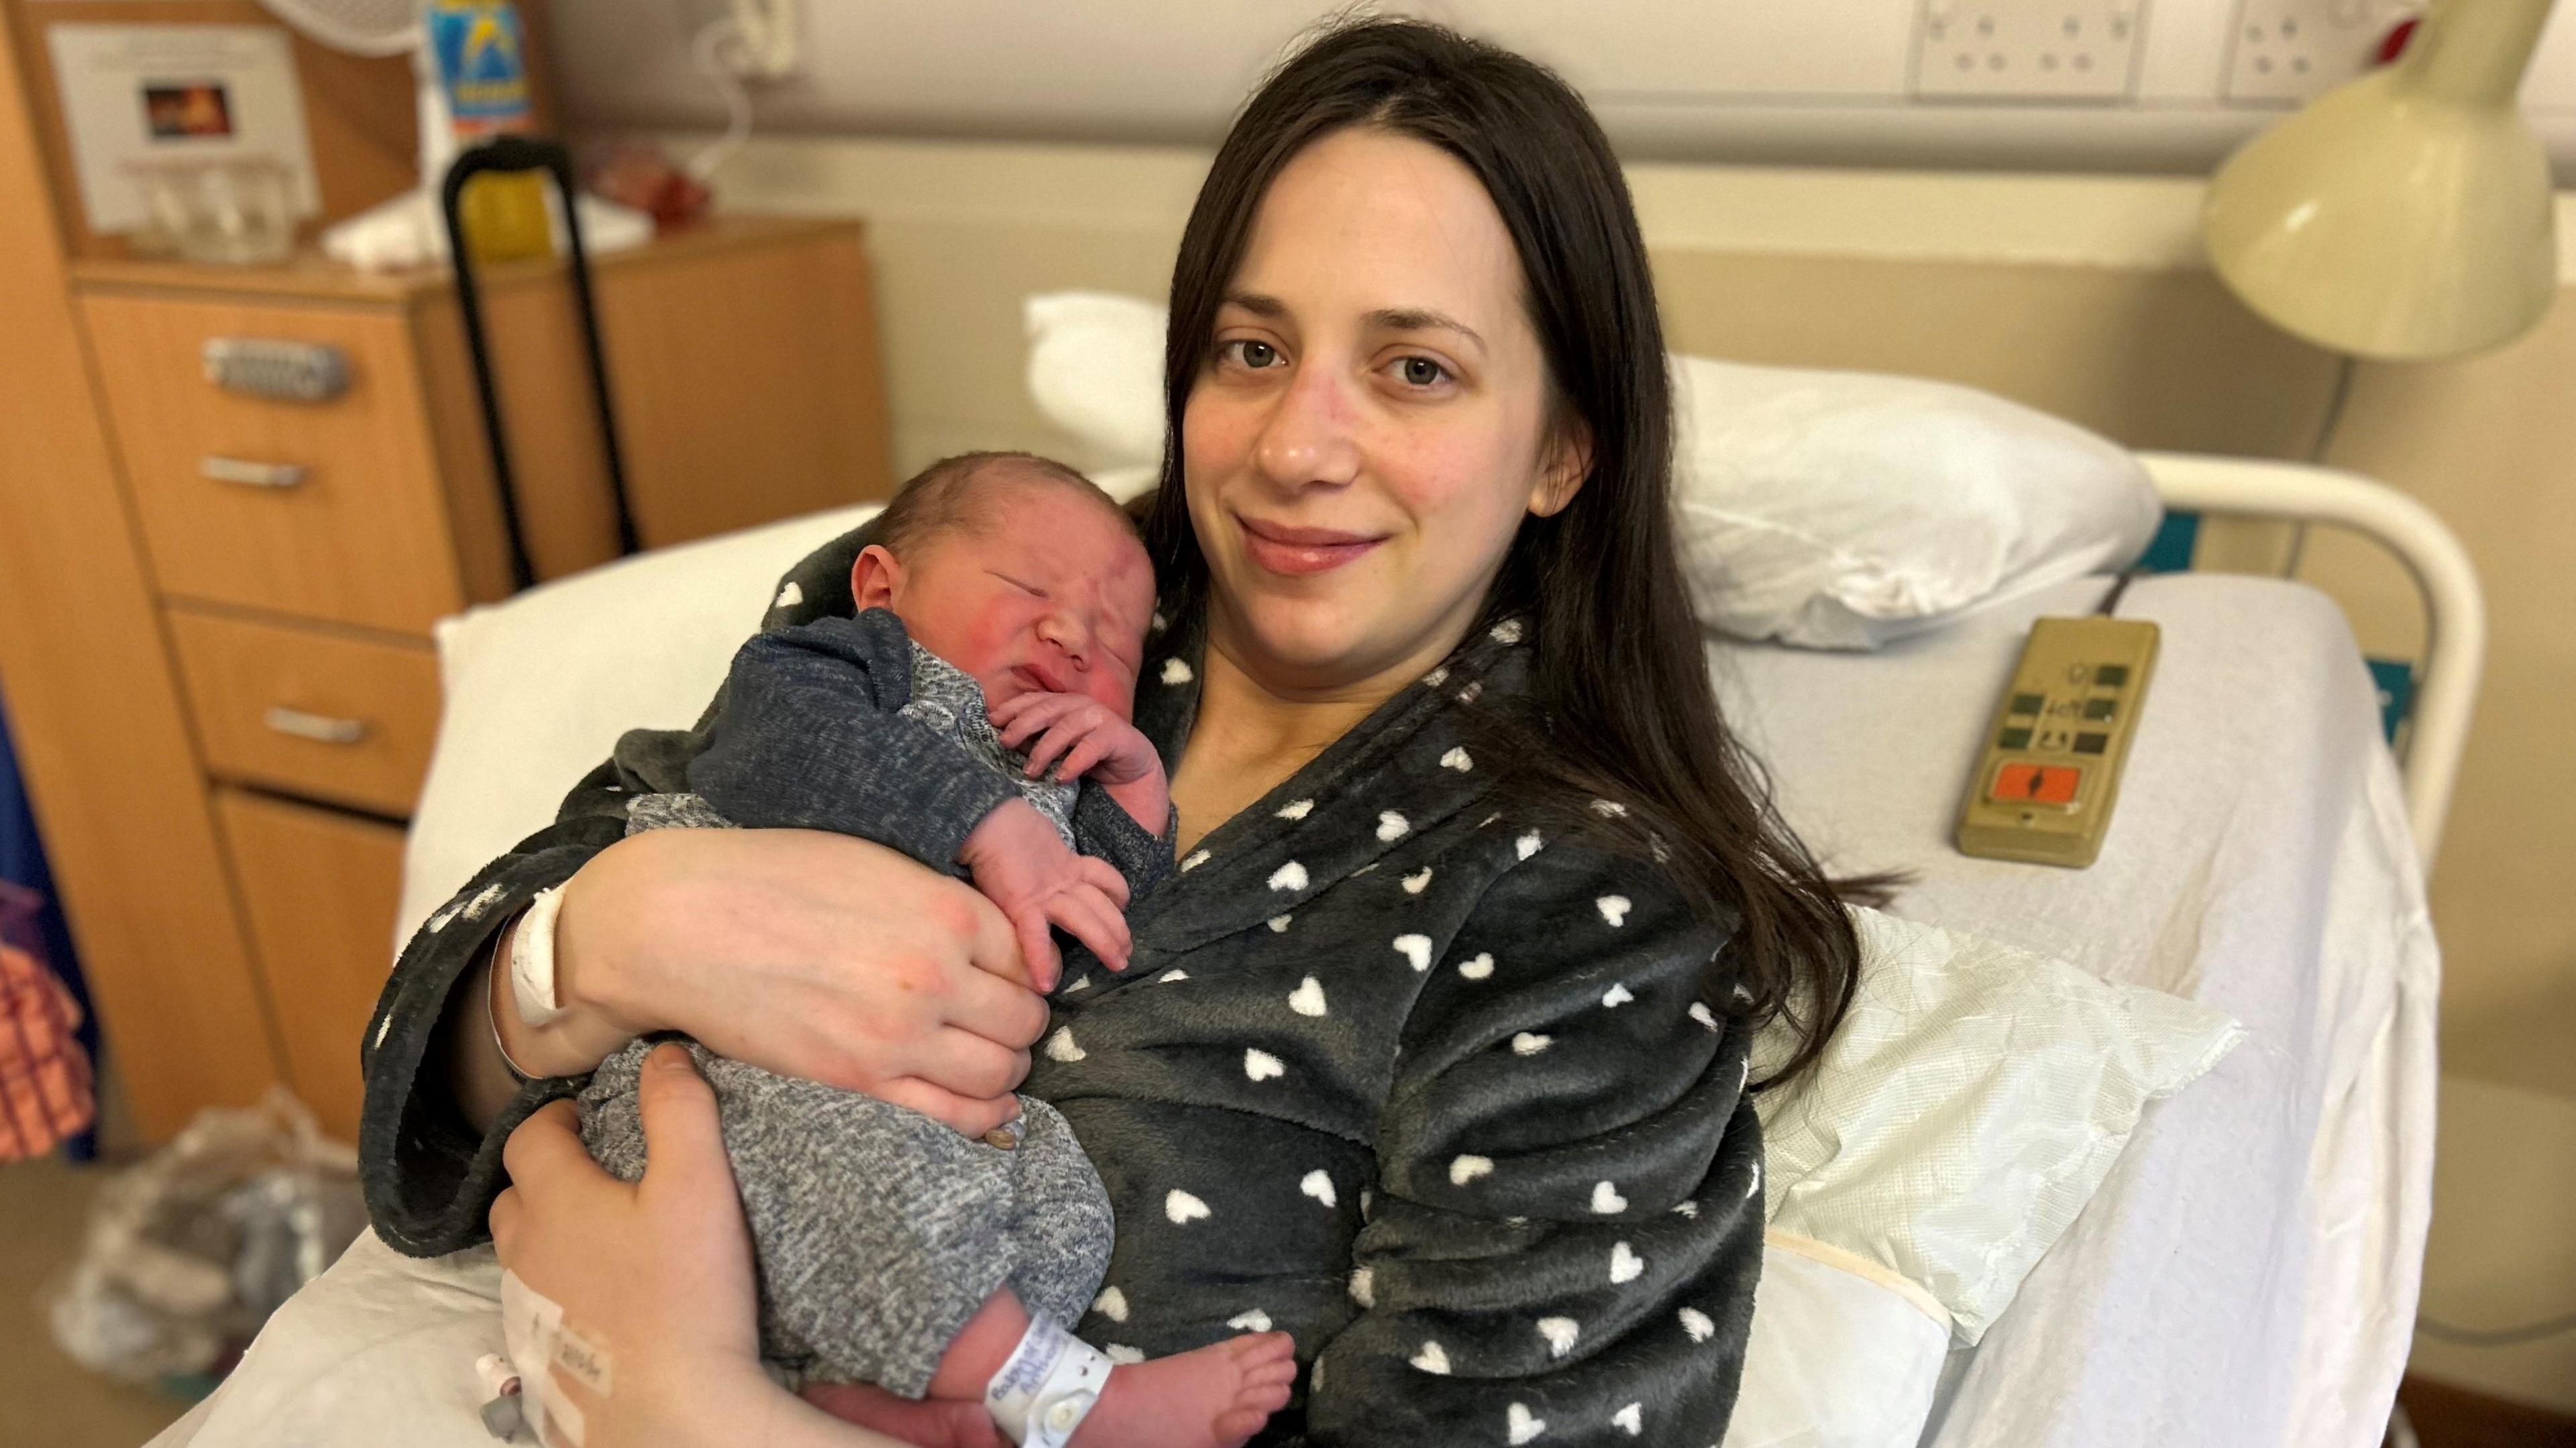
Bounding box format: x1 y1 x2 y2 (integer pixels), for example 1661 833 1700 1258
2204 0 2559 361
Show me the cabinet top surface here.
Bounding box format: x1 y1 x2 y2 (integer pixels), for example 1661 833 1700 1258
68 213 865 305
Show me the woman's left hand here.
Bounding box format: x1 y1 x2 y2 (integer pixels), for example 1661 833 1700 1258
489 1044 885 1447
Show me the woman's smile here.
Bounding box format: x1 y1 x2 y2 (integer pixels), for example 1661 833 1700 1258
1234 512 1389 576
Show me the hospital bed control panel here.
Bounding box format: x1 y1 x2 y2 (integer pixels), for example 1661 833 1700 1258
1956 616 2159 869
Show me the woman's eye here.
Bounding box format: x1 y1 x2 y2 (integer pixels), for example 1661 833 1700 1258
1222 339 1282 370
1397 356 1450 387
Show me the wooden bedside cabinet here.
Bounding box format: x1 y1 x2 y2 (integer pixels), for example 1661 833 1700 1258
42 217 892 1141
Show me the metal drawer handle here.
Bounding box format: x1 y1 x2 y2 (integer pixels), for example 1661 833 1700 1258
263 707 368 746
202 456 308 490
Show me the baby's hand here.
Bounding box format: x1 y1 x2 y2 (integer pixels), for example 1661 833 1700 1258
989 691 1171 836
957 798 1132 988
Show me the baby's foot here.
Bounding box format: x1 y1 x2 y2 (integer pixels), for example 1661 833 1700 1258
1071 1331 1299 1448
802 1382 1004 1448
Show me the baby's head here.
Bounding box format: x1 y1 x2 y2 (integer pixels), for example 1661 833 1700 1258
851 453 1156 719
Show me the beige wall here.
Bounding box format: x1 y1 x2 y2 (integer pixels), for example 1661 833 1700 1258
672 133 2576 1405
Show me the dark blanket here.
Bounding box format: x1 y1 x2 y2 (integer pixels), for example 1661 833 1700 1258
357 518 1764 1446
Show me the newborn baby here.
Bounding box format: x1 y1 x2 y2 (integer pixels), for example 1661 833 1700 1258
571 454 1294 1448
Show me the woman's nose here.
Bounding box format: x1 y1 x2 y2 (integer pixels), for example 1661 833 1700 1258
1252 365 1361 490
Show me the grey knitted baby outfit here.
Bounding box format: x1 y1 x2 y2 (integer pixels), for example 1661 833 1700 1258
574 610 1166 1395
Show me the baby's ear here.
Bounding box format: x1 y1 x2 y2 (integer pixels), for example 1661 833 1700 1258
849 545 903 613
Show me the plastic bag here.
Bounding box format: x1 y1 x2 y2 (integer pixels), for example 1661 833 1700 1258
48 1089 366 1388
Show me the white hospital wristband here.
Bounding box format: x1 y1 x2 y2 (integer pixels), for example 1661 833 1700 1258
508 887 568 1029
985 1315 1110 1447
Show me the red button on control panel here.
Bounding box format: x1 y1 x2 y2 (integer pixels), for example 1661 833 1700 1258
1992 761 2083 805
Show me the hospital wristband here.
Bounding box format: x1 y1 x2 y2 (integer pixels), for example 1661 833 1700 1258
508 887 568 1029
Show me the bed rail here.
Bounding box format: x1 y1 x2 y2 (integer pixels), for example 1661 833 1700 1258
2137 451 2485 866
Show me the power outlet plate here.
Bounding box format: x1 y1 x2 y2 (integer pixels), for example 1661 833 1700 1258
2225 0 2422 103
1915 0 2148 101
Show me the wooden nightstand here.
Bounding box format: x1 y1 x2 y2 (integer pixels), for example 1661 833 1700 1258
34 217 891 1142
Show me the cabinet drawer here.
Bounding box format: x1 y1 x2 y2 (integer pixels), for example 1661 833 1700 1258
81 291 471 634
215 790 405 1146
168 607 440 817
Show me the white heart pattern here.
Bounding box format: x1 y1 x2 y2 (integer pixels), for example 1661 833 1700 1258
1276 798 1314 820
1062 975 1092 993
1161 658 1193 685
774 581 802 609
1300 1169 1336 1207
1459 953 1495 981
1591 1180 1628 1215
1421 665 1449 687
1674 1201 1700 1219
1377 811 1410 842
1288 977 1329 1017
1228 1309 1273 1333
1159 969 1190 984
1269 861 1308 892
1511 1032 1552 1056
1515 831 1543 860
1450 1154 1495 1186
1746 1158 1763 1201
1267 915 1293 933
1612 1402 1643 1436
1244 1048 1285 1082
1537 1317 1578 1357
1491 618 1524 644
1044 1026 1086 1063
1440 746 1473 771
1411 1341 1452 1376
1596 895 1631 927
1609 1241 1644 1284
1348 1266 1375 1307
1165 1189 1212 1225
1093 1286 1128 1323
1590 798 1627 818
1393 934 1433 971
1181 849 1211 873
1106 1344 1146 1365
1402 867 1434 894
1507 1402 1546 1444
1678 1306 1715 1343
1601 983 1634 1009
1688 1001 1719 1032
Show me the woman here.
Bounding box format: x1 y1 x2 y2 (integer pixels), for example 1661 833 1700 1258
364 19 1860 1447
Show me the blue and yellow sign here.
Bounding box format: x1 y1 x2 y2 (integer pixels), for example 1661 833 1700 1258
430 1 533 135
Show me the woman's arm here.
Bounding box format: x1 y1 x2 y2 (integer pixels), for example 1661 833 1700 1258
489 1045 917 1448
1308 842 1761 1447
367 812 1050 1258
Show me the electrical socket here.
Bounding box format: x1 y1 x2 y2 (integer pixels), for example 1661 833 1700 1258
1913 0 2147 101
2225 0 2420 104
722 0 799 79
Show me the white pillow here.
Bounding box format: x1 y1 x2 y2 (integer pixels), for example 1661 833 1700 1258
1020 290 2161 648
1669 356 2159 649
1722 1231 1950 1448
1753 907 2243 1345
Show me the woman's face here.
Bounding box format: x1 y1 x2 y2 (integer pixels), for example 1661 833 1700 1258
1183 127 1583 695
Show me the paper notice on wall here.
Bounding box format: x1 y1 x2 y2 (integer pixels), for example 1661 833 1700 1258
46 23 321 235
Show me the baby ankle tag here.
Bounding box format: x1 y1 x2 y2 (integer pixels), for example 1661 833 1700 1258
985 1313 1112 1447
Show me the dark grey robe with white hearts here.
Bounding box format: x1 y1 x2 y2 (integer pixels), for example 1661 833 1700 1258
358 518 1764 1447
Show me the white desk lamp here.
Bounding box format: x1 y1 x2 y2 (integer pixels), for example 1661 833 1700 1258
2204 0 2559 361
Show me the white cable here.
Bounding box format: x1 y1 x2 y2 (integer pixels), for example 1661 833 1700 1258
688 17 756 183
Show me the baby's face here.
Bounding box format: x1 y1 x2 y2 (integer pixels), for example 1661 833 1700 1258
875 482 1157 719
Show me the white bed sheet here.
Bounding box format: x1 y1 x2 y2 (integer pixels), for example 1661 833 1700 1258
153 556 2433 1448
1714 571 2436 1448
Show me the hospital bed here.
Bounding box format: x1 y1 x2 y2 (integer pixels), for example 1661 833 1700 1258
150 451 2460 1448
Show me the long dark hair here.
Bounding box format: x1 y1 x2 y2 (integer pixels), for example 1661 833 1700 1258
1142 17 1861 1082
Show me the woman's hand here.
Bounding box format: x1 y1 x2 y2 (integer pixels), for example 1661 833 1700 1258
488 1045 909 1448
544 827 1048 1138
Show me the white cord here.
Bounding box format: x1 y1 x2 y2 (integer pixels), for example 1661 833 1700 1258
689 17 756 182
